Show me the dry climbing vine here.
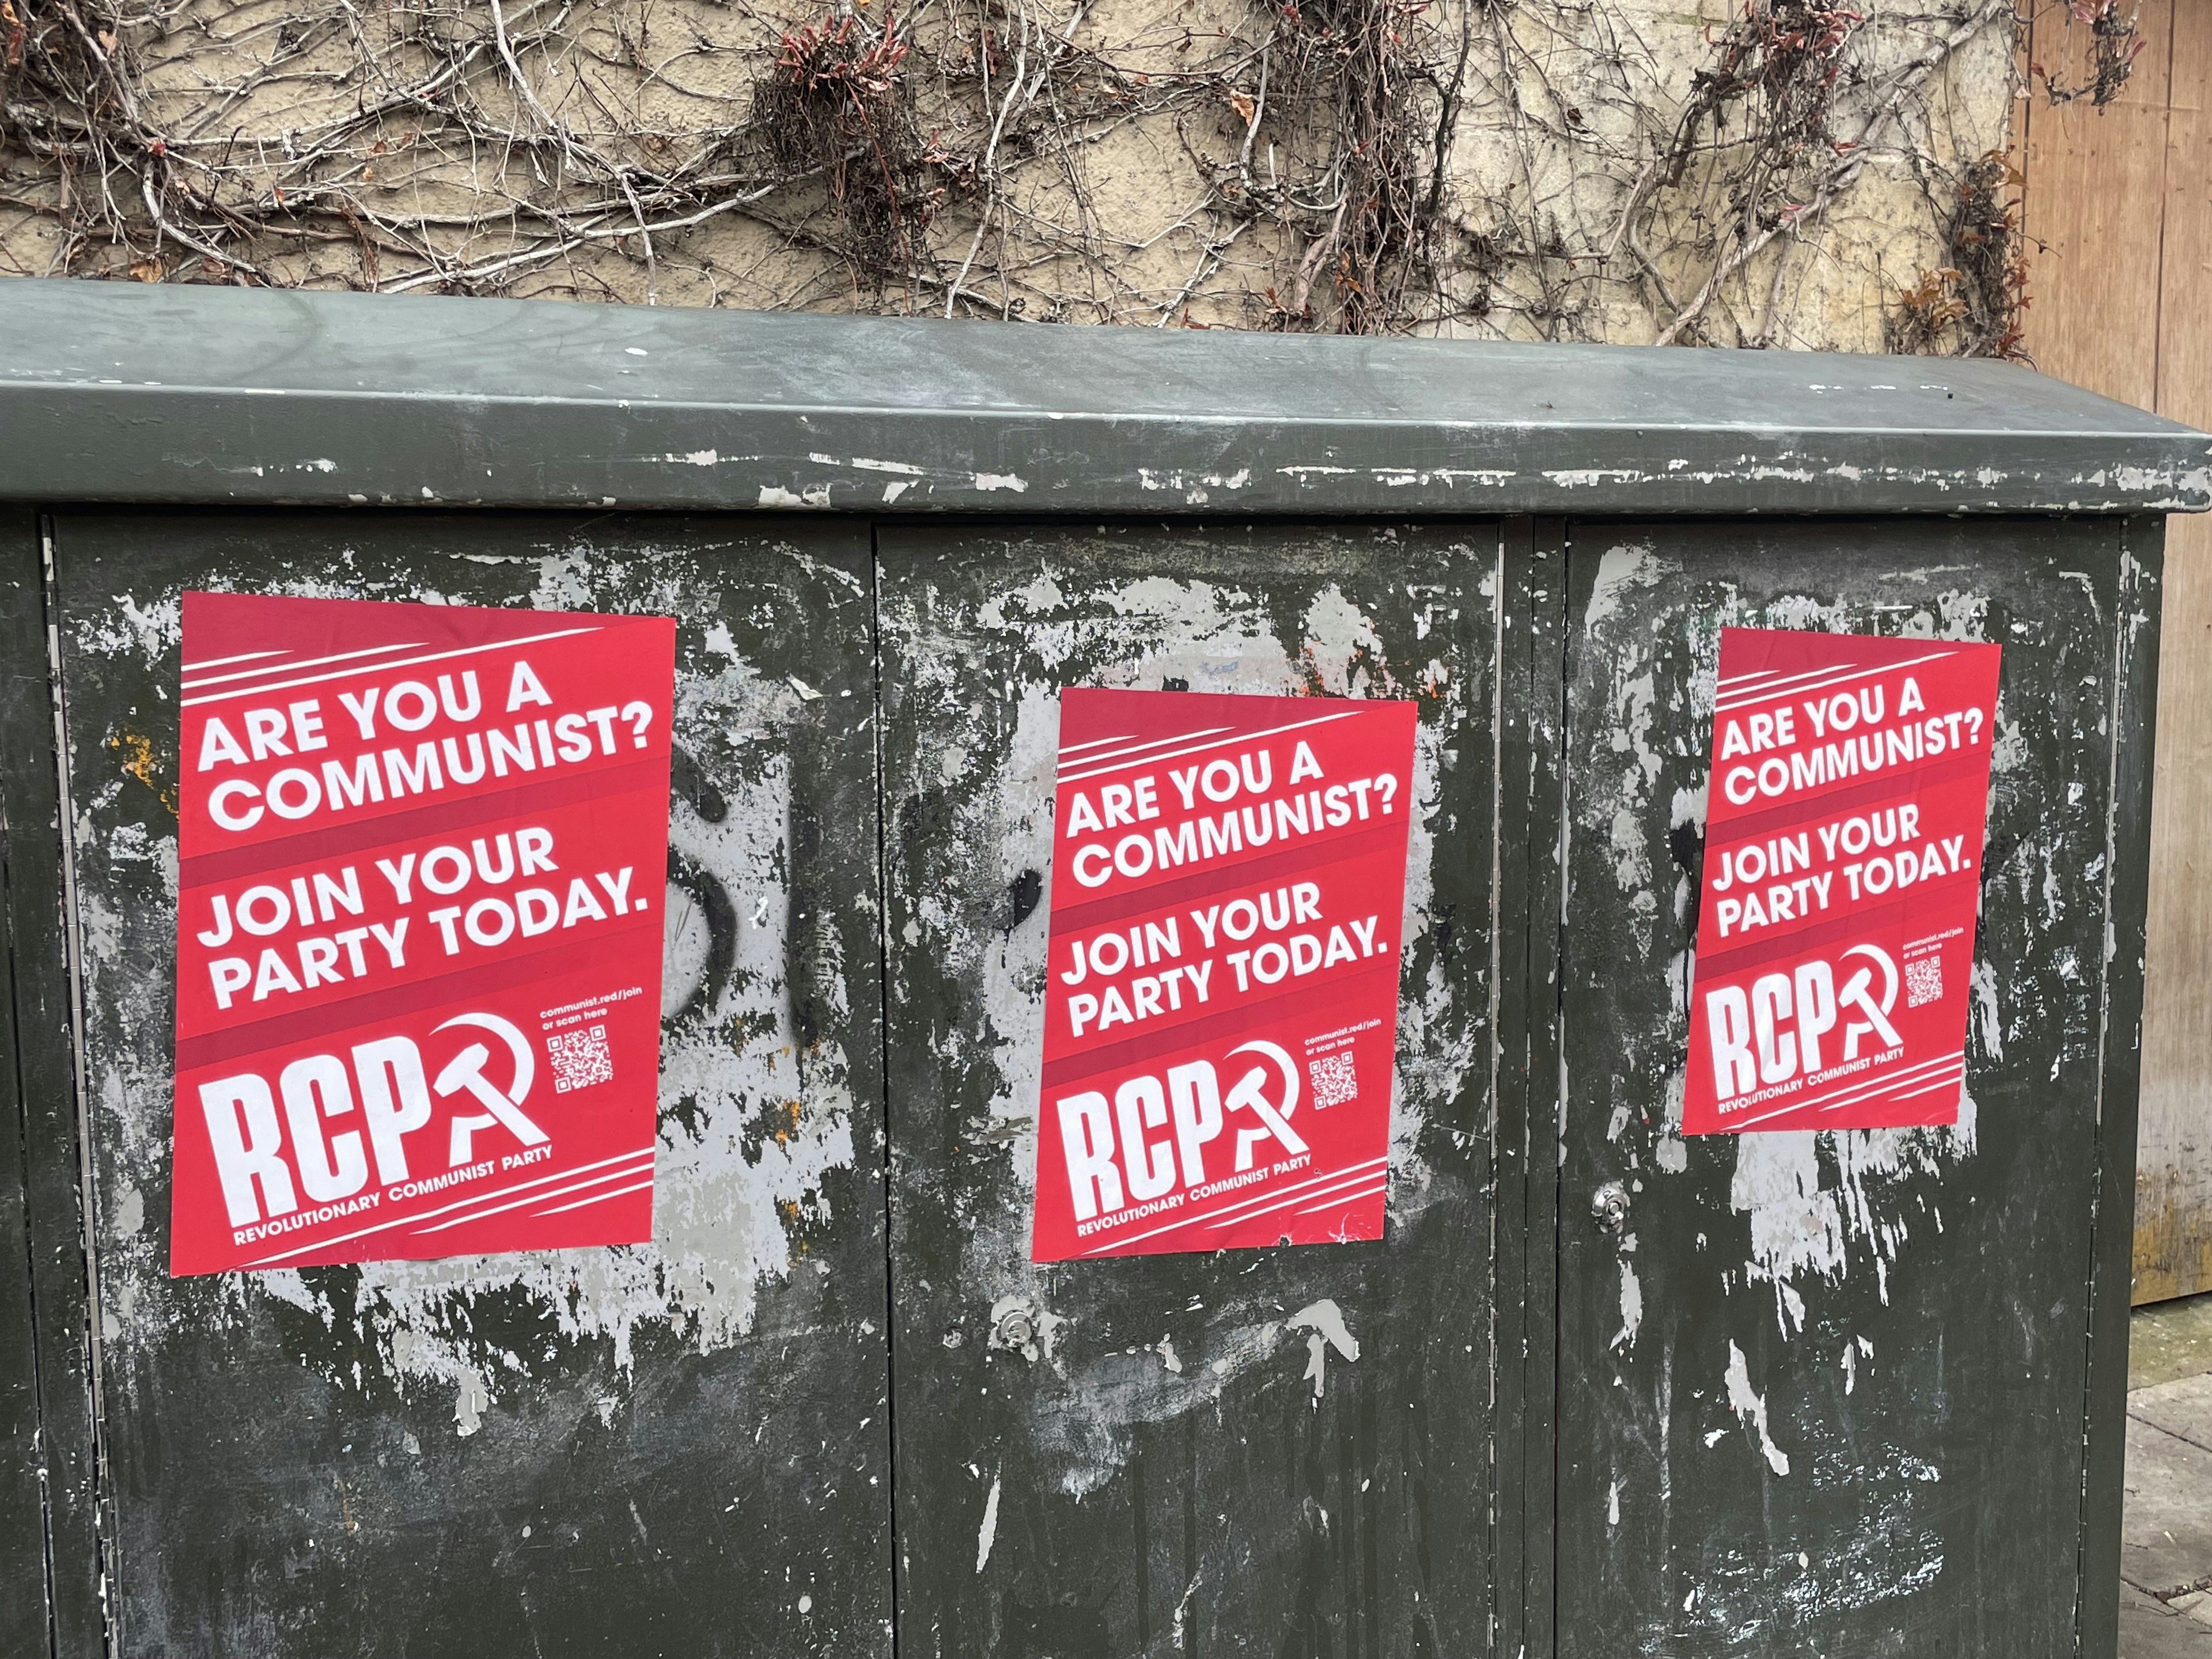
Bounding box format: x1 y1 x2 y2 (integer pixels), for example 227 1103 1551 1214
2030 0 2143 107
0 0 2021 347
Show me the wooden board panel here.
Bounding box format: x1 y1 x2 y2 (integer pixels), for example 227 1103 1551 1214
2021 0 2212 1306
2153 0 2212 431
2139 516 2212 1304
2020 0 2173 411
44 513 892 1658
2136 0 2212 1304
1554 518 2124 1656
875 522 1500 1657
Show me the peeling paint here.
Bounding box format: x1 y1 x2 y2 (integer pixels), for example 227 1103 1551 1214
975 1474 1001 1573
1562 524 2117 1653
1289 1298 1359 1399
1723 1342 1790 1476
880 521 1493 1636
58 533 880 1504
1613 1257 1643 1351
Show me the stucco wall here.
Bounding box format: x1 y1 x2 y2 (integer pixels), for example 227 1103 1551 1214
0 0 2018 346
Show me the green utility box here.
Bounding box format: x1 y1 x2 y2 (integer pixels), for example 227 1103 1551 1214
0 280 2202 1658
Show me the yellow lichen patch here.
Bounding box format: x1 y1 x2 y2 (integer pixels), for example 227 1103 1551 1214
108 728 178 815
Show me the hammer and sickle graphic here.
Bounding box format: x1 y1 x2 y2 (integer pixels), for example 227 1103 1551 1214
1225 1039 1309 1172
1838 943 1903 1058
432 1012 550 1165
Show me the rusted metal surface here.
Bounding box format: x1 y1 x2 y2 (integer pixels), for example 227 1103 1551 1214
1553 518 2154 1656
875 522 1502 1654
41 511 891 1657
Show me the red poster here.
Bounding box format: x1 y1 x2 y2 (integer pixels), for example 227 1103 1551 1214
170 593 674 1275
1029 689 1416 1262
1683 627 2001 1135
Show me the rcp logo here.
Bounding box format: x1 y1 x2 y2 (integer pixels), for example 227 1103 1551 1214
1055 1039 1309 1225
197 1011 551 1230
1703 944 1903 1106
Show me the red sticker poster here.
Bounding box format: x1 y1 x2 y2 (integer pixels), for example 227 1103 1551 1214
1029 688 1416 1262
169 592 675 1275
1683 627 2001 1135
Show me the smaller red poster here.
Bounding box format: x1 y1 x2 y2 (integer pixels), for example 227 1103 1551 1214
1683 627 2002 1135
170 592 675 1275
1029 688 1416 1262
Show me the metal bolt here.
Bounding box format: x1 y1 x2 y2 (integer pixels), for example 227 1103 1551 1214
1590 1181 1630 1235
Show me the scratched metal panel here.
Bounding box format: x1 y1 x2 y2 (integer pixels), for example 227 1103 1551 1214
2079 517 2161 1659
876 522 1500 1657
1491 519 1567 1659
0 509 69 1657
3 283 2210 517
1555 518 2127 1656
44 512 891 1658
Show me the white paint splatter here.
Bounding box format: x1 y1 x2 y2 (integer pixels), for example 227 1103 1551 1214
1970 960 2003 1059
976 1474 1001 1572
1730 1100 1978 1330
1724 1341 1790 1476
1290 1298 1359 1399
1581 543 1661 630
1989 706 2028 773
1732 1132 1844 1285
452 1370 490 1438
1613 1258 1643 1351
74 591 179 662
756 483 831 507
1545 468 1644 490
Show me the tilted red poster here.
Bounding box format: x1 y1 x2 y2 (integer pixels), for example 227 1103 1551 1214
170 593 674 1275
1683 627 2002 1135
1029 688 1416 1261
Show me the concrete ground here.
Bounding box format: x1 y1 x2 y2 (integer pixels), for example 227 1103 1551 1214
2121 1293 2212 1656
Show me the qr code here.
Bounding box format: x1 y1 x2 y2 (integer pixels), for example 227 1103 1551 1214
1905 957 1943 1009
1309 1052 1359 1109
547 1024 614 1093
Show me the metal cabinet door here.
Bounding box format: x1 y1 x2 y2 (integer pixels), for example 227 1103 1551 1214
40 512 892 1658
1554 520 2150 1657
876 522 1504 1657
